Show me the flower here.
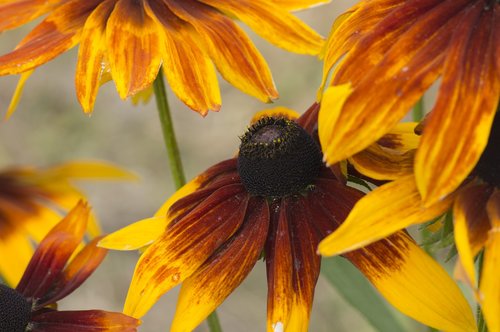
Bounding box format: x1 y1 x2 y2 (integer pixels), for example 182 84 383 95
319 108 500 332
0 160 136 286
0 201 140 332
318 0 499 205
0 0 327 116
101 105 475 332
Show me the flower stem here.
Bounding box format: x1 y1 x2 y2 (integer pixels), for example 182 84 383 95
153 70 186 189
413 97 424 122
152 70 222 332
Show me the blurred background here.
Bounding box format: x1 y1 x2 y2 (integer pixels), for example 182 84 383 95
0 1 428 331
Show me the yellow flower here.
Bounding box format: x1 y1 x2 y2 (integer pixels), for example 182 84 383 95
101 106 474 332
0 201 140 332
0 0 327 116
319 0 499 205
319 109 500 332
0 160 135 286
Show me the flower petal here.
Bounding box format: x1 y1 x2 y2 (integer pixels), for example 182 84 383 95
250 107 300 125
318 175 454 256
415 3 500 204
350 146 415 180
0 0 62 32
106 0 162 99
0 229 34 286
377 122 420 152
40 161 137 181
31 310 140 332
165 0 278 102
345 231 476 332
479 190 500 332
271 0 330 11
16 201 89 298
199 0 324 55
123 184 248 318
170 197 269 332
5 70 33 119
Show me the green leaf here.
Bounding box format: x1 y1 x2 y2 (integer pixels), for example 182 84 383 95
321 256 408 332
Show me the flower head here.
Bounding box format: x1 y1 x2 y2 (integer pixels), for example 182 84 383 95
0 0 327 116
0 160 135 286
0 201 140 332
318 0 499 205
319 108 500 332
101 105 475 332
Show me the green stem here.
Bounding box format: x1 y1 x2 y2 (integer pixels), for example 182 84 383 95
153 70 186 189
477 251 488 332
412 97 424 122
152 70 222 332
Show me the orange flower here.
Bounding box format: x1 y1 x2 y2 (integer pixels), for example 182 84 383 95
319 0 499 205
0 0 327 116
0 201 140 332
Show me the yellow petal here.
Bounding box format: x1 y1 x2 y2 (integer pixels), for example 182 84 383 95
41 161 138 181
5 70 33 120
270 0 330 11
98 217 167 250
318 175 454 256
346 231 476 332
479 190 500 332
350 146 415 180
0 230 34 287
377 122 420 152
250 107 300 125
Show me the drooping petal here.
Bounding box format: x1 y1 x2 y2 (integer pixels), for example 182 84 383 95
318 175 454 256
165 0 278 102
0 0 101 75
145 0 220 115
170 197 269 332
0 229 34 286
0 0 63 32
106 0 162 99
479 190 500 332
350 146 415 180
453 183 492 288
199 0 324 55
415 3 500 204
75 0 115 113
345 231 476 332
124 185 248 318
16 201 89 298
37 237 107 307
5 70 33 119
30 310 140 332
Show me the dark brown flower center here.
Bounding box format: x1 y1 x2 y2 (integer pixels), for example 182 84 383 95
473 110 499 187
237 117 322 197
0 284 31 332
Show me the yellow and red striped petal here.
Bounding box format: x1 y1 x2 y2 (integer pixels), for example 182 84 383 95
318 175 453 256
479 190 500 332
124 185 248 318
75 0 115 114
200 0 324 55
350 146 415 181
345 231 476 332
170 197 269 332
453 183 492 288
0 0 63 32
377 122 420 152
106 0 162 99
165 0 278 102
31 310 140 332
415 3 500 204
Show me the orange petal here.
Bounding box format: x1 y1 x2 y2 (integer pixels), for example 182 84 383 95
31 310 140 331
318 175 454 256
75 0 115 114
199 0 324 55
270 0 330 11
0 0 62 32
106 0 162 99
415 3 500 204
346 231 476 332
170 197 269 332
350 146 415 180
124 185 248 318
165 0 278 102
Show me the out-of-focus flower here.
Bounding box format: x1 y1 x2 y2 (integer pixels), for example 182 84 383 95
0 201 140 332
101 105 475 332
0 160 136 286
318 0 499 205
0 0 328 116
319 109 500 332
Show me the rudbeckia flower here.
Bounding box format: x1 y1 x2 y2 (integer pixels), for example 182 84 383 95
0 160 135 286
0 201 140 332
319 108 500 332
0 0 327 116
318 0 499 205
101 105 475 332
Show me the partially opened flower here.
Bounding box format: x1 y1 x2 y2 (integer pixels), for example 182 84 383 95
101 105 475 332
0 0 327 116
0 160 135 286
318 0 499 205
0 201 140 332
319 109 500 332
